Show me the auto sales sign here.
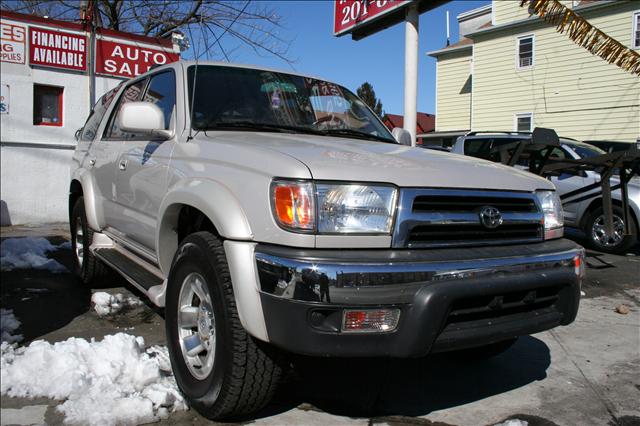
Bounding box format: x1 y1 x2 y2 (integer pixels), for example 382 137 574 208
29 27 87 71
96 39 179 78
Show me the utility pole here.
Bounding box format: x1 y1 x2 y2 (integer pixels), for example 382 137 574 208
403 2 419 147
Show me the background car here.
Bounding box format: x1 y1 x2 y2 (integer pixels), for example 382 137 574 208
452 132 639 254
582 140 637 154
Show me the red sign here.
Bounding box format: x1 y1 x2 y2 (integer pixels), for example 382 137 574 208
29 27 87 71
334 0 411 36
96 39 179 78
1 21 26 64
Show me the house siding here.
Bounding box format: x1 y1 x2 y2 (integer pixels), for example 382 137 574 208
435 49 472 131
472 2 640 142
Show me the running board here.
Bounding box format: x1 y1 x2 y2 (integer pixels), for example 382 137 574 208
94 248 163 292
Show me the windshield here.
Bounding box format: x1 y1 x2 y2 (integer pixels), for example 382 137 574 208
187 65 395 143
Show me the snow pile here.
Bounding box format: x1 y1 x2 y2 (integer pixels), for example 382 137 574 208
91 292 144 316
0 237 68 273
1 309 23 343
1 333 187 425
494 420 529 426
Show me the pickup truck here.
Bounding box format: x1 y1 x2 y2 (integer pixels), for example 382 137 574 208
70 61 584 420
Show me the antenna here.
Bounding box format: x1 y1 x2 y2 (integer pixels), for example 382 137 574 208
187 14 204 142
446 11 450 46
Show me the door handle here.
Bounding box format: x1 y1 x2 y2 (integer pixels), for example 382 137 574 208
119 160 127 171
88 158 96 167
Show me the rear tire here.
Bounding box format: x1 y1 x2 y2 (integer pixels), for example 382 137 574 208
70 197 110 284
165 232 283 420
584 206 637 254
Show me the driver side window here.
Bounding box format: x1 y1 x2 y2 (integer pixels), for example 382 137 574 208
102 78 148 140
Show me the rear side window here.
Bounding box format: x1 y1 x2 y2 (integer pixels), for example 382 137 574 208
80 87 118 142
464 138 530 164
103 78 148 140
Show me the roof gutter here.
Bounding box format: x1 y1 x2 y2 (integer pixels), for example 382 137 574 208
427 44 473 57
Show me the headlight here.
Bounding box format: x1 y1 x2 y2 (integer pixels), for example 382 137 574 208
317 184 397 234
536 190 564 239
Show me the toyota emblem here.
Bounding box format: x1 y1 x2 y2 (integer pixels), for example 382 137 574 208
479 206 503 229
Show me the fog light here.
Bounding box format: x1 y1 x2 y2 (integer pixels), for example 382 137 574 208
342 308 400 333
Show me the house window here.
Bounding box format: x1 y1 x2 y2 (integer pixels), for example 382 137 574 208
515 113 533 132
517 35 534 69
33 84 63 126
633 12 640 49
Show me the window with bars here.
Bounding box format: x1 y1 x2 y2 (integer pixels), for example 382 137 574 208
33 84 63 126
517 35 534 69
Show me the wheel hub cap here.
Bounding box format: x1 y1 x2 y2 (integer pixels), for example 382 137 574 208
592 214 625 247
177 272 216 380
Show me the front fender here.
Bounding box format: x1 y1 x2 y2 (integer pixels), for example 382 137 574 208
156 178 253 275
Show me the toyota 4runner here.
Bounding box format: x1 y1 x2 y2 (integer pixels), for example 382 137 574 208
70 62 584 420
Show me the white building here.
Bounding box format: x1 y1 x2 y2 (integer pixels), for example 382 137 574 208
1 10 179 225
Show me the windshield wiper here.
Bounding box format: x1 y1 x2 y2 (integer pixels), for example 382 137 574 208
320 128 397 144
203 121 323 136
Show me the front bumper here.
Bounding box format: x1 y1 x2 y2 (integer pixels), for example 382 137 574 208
255 239 583 357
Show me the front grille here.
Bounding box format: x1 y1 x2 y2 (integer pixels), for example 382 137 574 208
413 195 537 213
392 189 544 248
408 223 541 245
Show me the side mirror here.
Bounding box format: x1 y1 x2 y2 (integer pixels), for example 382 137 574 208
74 128 82 142
392 127 412 146
118 102 173 139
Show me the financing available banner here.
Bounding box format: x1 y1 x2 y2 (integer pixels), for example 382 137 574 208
29 26 87 71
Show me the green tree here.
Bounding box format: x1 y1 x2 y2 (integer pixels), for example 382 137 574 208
356 82 384 118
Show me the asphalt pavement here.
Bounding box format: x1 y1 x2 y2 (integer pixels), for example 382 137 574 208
1 224 638 426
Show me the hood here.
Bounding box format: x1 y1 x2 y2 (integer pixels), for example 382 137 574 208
203 132 555 192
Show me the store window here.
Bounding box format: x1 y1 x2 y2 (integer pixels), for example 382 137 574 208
33 84 63 126
517 35 534 69
515 112 533 132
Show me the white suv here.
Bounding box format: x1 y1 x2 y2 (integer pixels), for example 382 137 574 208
70 62 584 420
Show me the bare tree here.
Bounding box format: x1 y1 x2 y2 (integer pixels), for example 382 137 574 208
1 0 295 65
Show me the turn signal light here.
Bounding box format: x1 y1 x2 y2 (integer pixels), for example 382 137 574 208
271 181 315 231
342 308 400 333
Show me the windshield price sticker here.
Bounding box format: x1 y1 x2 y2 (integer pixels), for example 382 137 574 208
1 21 26 64
334 0 410 36
29 27 87 71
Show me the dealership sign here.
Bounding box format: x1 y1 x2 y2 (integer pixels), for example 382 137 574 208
29 27 87 71
333 0 411 37
96 39 179 78
0 84 8 114
0 21 26 64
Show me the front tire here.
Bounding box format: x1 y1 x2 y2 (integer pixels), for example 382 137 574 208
165 232 282 420
584 206 637 254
